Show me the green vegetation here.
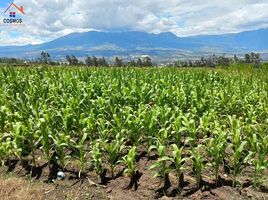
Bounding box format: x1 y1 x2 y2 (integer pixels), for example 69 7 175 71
0 66 267 192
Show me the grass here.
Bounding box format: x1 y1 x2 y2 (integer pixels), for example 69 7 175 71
0 177 47 200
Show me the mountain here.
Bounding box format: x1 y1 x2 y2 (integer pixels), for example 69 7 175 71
189 28 268 52
0 29 268 60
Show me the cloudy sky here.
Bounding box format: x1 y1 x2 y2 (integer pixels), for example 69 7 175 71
0 0 268 46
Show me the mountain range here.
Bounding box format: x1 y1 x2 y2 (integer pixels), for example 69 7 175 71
0 28 268 61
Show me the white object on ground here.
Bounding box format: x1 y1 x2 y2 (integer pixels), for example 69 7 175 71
57 171 65 180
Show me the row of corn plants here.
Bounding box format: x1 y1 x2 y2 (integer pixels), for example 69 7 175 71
0 66 267 192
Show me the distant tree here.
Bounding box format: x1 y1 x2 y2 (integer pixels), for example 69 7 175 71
0 57 25 65
128 60 137 67
255 53 261 68
85 56 93 66
172 54 235 68
72 55 79 65
66 55 71 65
217 55 231 67
143 56 153 67
114 57 123 67
78 61 85 66
250 52 255 63
251 52 261 68
85 56 110 67
39 51 51 64
244 52 261 67
137 58 142 67
206 56 215 68
200 57 206 67
100 57 109 67
188 60 194 67
91 56 98 67
234 55 239 63
245 53 251 64
66 55 78 65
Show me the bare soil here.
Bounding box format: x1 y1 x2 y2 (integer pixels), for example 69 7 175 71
0 151 267 200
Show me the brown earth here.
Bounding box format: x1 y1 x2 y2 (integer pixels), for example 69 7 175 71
0 152 267 200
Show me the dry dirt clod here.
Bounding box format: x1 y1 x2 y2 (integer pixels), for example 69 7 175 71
87 177 97 187
106 187 112 193
160 196 172 200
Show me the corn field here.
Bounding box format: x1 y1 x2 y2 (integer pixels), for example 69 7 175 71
0 66 267 193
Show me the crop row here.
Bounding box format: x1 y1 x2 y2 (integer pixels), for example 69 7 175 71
0 66 267 191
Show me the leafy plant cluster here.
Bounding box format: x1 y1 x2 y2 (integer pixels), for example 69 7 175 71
0 66 267 192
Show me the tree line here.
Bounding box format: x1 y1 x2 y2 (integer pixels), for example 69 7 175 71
170 53 261 68
64 55 152 67
0 51 263 68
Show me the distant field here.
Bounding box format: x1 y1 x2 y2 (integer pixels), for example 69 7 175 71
0 66 267 199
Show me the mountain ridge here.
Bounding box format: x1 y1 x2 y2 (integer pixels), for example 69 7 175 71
0 28 268 59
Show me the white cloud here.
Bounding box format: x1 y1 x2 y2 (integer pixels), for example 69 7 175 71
0 0 268 45
0 30 43 46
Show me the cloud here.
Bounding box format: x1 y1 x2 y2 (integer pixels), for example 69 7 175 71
0 30 43 46
0 0 268 45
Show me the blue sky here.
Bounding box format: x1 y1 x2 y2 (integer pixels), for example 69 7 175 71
1 0 268 46
0 0 12 7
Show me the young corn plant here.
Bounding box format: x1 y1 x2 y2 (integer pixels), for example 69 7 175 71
228 115 248 187
206 128 227 186
120 146 139 190
91 142 104 183
82 111 95 141
51 133 71 170
25 118 41 167
199 112 214 137
11 122 26 161
157 126 171 146
182 115 198 148
125 110 143 146
172 114 186 146
170 144 187 190
0 106 8 132
104 134 125 178
97 118 111 142
190 145 204 189
250 131 268 187
39 117 53 172
148 144 172 189
252 152 268 187
0 135 13 166
73 131 89 178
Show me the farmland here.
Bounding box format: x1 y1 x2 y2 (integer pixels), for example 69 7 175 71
0 66 268 199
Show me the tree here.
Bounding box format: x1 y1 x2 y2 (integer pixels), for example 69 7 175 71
206 56 215 68
92 56 98 67
85 56 110 67
137 58 142 67
66 55 79 65
251 52 261 68
245 53 251 64
218 55 231 67
143 56 153 67
234 55 239 63
39 51 51 64
71 55 79 65
254 53 261 68
200 57 206 67
244 52 261 67
100 57 109 67
114 57 123 67
85 56 93 66
128 60 137 67
66 55 71 65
